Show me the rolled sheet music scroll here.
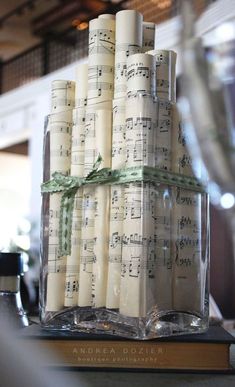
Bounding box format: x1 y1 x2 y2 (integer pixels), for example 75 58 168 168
106 98 126 309
156 100 172 170
119 92 158 318
64 65 88 307
46 104 74 311
75 64 88 108
148 50 177 102
51 80 75 113
171 105 203 314
114 10 143 99
126 53 156 97
153 100 173 311
79 104 112 307
87 17 115 105
78 107 97 307
92 110 112 307
98 14 115 20
142 22 156 53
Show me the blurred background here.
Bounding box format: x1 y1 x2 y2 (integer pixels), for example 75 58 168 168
0 0 234 319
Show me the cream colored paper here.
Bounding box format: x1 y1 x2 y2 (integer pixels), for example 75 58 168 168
125 94 157 167
171 105 202 314
70 108 86 177
142 22 156 53
98 14 115 20
87 18 115 105
92 110 112 307
148 50 177 102
114 10 143 99
78 106 112 306
111 98 126 169
75 64 88 108
106 184 124 309
106 98 125 309
156 100 172 171
78 110 97 307
64 107 86 307
152 100 173 311
46 109 73 311
51 80 75 113
119 95 158 318
152 184 172 311
126 53 156 97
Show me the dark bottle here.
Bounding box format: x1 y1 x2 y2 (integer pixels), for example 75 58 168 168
0 252 28 328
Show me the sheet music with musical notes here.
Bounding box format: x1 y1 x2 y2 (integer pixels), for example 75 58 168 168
51 80 75 113
148 50 177 102
114 10 143 99
171 105 203 313
87 17 115 105
120 181 157 317
142 22 156 53
64 107 86 307
125 94 157 167
78 108 97 307
64 65 88 307
106 98 125 309
152 184 172 311
151 100 173 310
119 90 158 317
46 108 73 311
78 106 112 306
156 100 172 170
92 110 112 307
126 53 156 97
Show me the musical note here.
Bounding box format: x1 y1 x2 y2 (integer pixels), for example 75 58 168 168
89 29 115 55
142 22 155 53
51 80 75 112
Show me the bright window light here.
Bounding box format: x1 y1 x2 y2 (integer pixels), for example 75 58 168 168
220 193 235 209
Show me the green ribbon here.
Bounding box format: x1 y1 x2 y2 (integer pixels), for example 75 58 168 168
41 156 204 257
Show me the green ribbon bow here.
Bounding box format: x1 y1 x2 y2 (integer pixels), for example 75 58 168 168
41 155 204 257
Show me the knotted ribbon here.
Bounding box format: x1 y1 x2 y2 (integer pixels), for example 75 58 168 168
41 155 204 257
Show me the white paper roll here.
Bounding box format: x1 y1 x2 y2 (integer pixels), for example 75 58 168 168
98 14 115 20
46 108 73 311
171 105 193 176
114 10 143 99
125 94 157 167
78 108 112 307
70 107 86 177
142 22 156 53
75 64 88 108
48 111 73 176
51 80 75 113
106 184 124 309
111 98 126 169
64 106 86 307
155 100 172 171
92 110 112 307
120 181 157 317
87 18 115 105
106 98 125 309
126 53 156 97
64 190 83 307
148 50 177 102
152 184 172 311
116 10 143 45
171 105 203 314
119 94 158 317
